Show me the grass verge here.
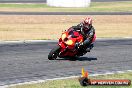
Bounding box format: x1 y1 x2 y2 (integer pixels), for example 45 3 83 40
0 1 132 12
8 72 132 88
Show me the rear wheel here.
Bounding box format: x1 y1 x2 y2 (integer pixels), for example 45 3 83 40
48 45 60 60
69 56 78 61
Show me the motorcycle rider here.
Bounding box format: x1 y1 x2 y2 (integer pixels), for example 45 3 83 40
72 17 96 52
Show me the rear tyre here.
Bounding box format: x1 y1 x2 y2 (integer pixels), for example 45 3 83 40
48 45 60 60
69 56 77 61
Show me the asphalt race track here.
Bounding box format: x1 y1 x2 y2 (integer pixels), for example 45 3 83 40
0 39 132 86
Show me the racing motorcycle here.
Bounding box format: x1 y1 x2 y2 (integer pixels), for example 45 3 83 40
48 27 96 60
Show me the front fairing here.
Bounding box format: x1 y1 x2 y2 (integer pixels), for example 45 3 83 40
60 29 83 45
58 28 84 57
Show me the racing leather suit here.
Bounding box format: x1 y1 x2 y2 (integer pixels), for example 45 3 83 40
72 23 95 52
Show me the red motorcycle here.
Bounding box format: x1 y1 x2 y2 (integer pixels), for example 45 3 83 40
48 27 96 60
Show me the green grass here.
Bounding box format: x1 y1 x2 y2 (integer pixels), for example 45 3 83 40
0 1 132 12
0 4 49 8
8 72 132 88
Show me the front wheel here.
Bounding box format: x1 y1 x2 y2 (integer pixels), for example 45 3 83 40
48 45 60 60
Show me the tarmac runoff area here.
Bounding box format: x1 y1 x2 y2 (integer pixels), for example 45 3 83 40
0 38 132 86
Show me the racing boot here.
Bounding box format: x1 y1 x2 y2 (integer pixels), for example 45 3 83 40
86 43 94 52
75 42 84 50
75 42 85 56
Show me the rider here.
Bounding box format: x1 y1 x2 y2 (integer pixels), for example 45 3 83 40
72 17 96 52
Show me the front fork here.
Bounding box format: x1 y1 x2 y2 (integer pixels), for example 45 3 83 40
58 41 68 56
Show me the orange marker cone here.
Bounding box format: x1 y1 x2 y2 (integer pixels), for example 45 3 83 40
82 68 88 78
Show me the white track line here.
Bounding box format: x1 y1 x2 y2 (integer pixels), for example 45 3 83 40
2 70 132 88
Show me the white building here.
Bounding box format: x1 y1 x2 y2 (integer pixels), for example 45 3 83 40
47 0 91 7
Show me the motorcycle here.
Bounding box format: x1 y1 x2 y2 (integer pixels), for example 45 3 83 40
48 27 96 60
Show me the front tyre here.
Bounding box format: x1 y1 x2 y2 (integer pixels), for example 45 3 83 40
48 45 60 60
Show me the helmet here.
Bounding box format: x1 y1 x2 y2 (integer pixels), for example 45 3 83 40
83 17 92 30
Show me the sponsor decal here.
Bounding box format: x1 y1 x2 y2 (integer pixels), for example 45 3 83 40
79 68 131 86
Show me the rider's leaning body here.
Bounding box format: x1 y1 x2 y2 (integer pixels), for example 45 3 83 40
71 17 96 52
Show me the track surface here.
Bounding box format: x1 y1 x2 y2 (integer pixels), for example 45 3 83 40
0 39 132 86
